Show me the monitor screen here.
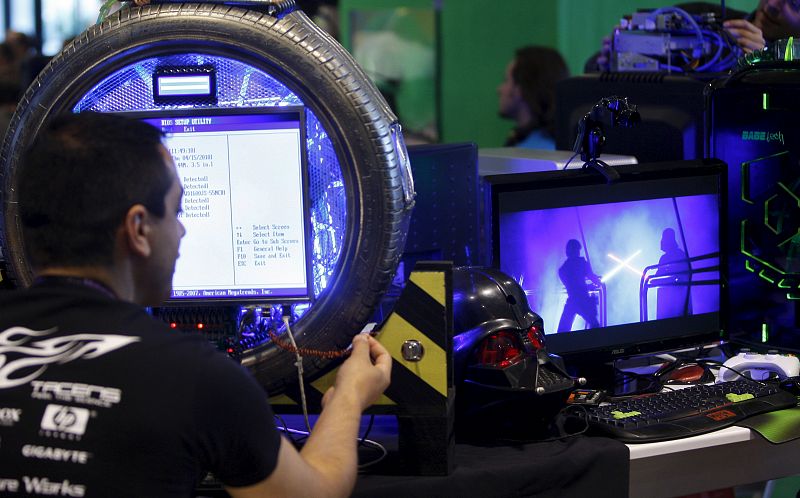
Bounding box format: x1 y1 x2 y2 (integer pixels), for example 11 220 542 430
488 160 726 368
127 107 313 304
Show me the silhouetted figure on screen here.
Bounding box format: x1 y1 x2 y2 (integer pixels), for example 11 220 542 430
655 228 692 319
557 239 602 332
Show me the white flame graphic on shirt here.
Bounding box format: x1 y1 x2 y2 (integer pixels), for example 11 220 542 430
0 327 140 389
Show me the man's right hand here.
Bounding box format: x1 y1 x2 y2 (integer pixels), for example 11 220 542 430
323 334 392 412
226 334 392 498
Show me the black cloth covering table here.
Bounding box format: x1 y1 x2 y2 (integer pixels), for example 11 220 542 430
353 435 629 498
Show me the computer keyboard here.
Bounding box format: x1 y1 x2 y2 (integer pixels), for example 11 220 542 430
569 379 798 443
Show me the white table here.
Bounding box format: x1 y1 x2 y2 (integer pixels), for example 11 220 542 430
629 425 800 497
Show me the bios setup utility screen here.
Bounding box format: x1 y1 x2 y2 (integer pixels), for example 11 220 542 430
146 112 310 300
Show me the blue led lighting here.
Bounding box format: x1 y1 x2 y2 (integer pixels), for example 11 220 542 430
74 53 344 299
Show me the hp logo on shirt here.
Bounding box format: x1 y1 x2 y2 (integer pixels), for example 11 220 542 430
40 405 89 437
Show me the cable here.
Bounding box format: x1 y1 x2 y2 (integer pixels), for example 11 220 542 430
268 329 352 359
703 359 770 386
359 414 376 447
283 313 311 433
651 7 704 58
561 151 580 170
274 417 388 469
357 438 388 470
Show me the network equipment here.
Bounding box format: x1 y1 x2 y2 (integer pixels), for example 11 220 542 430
487 160 726 387
611 7 741 73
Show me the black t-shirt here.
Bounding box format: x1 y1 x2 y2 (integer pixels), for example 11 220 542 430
0 279 281 497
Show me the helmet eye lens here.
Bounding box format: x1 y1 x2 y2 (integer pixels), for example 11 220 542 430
473 330 524 368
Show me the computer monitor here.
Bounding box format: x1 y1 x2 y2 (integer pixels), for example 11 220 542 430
126 106 314 304
555 73 710 163
488 160 726 377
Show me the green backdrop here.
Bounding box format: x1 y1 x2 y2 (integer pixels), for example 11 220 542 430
340 0 755 148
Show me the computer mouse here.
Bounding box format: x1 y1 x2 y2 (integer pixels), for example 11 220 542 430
663 363 713 384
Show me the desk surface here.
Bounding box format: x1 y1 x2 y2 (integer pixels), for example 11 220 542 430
628 425 800 498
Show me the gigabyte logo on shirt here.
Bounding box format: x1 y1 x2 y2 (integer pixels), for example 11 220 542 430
0 326 140 389
22 444 91 464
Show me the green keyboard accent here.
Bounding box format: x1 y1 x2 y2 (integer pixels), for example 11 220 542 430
611 410 641 419
726 393 755 403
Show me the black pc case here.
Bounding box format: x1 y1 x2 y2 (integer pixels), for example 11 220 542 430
706 61 800 350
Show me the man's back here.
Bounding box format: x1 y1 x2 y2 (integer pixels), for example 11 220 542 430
0 279 280 497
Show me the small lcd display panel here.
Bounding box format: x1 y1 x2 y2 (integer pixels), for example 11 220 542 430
153 66 217 105
129 107 313 304
489 161 726 362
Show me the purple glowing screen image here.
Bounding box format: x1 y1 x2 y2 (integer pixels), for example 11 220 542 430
498 193 720 335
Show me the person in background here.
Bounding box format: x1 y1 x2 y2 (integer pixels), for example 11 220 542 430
498 45 570 150
0 111 392 498
724 0 800 52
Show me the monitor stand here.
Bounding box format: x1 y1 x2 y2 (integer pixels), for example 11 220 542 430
572 361 659 396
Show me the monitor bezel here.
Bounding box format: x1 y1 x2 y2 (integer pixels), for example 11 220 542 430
487 159 728 364
119 105 315 306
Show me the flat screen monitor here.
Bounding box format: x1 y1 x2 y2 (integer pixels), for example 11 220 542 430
125 106 313 304
488 160 726 372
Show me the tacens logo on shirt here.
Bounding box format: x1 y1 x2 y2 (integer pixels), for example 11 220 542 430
0 326 140 389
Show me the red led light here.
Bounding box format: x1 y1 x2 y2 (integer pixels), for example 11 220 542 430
227 348 234 354
475 330 523 368
170 323 177 329
197 323 204 329
526 325 543 349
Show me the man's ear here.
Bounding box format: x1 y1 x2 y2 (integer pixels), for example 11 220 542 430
123 204 151 258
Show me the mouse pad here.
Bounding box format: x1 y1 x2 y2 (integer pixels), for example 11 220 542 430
736 399 800 444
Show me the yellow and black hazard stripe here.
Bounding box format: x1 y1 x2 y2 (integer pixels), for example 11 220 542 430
271 261 453 416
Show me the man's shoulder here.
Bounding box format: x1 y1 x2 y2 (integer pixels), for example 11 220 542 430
516 129 556 151
0 285 164 335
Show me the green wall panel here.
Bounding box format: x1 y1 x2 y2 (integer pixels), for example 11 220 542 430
439 0 558 146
